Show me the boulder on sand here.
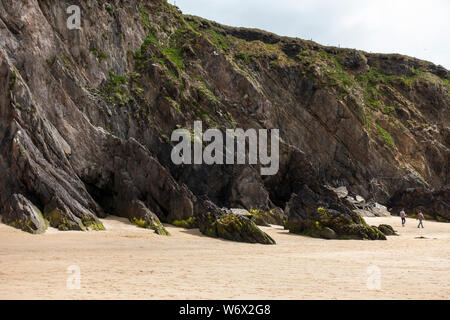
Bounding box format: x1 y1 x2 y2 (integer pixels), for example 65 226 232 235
197 199 276 244
285 186 386 240
378 224 398 236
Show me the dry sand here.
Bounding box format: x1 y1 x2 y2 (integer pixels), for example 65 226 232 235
0 216 449 300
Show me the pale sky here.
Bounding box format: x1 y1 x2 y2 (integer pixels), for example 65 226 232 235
172 0 450 69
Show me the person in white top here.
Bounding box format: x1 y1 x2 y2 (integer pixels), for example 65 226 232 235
400 209 407 227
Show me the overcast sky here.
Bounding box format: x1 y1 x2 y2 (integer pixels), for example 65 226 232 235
172 0 449 69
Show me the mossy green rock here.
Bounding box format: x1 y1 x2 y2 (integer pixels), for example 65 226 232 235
213 214 276 244
196 200 275 244
2 194 48 234
286 190 387 240
131 216 170 235
81 215 106 231
124 200 170 235
320 227 337 239
436 216 450 223
44 207 84 231
43 198 105 231
196 197 275 244
171 217 198 229
248 208 286 226
378 224 398 236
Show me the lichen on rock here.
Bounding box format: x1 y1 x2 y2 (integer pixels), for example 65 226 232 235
122 200 170 236
131 217 169 236
285 188 388 240
196 199 276 244
43 197 105 231
2 194 48 234
171 217 198 229
247 208 286 226
377 224 398 236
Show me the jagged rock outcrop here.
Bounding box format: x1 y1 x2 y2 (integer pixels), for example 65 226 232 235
378 224 398 236
196 199 275 244
0 0 448 242
285 186 386 240
388 187 450 222
119 199 169 235
230 207 285 227
1 193 48 234
329 186 391 217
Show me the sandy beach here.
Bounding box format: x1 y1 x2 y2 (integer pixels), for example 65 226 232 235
0 216 449 300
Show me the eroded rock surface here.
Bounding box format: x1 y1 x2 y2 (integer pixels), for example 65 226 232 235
0 0 448 242
285 187 386 240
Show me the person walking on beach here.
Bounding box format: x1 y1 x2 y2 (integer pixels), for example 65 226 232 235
400 209 407 227
417 211 425 228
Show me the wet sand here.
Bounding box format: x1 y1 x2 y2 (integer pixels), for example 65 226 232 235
0 216 449 299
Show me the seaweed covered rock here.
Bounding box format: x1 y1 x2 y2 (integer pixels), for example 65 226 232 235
171 217 198 229
331 219 386 240
378 224 398 236
319 227 337 240
197 199 276 244
2 194 48 234
247 208 286 226
43 197 105 231
121 200 169 235
285 187 386 240
215 214 276 244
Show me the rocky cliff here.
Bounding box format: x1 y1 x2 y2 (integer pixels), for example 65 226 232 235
0 0 448 241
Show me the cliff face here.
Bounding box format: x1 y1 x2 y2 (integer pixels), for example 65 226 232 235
0 0 448 239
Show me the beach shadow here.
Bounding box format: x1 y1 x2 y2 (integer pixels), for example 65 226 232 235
177 227 278 244
102 215 135 225
274 229 303 237
178 228 204 237
177 228 233 243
